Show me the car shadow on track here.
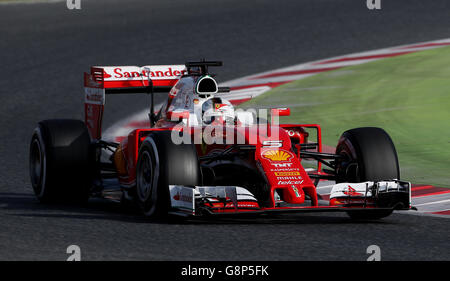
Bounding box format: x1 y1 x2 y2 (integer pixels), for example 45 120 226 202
178 214 393 225
0 192 392 225
0 191 151 224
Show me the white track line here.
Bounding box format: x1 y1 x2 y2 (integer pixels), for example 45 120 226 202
415 199 450 207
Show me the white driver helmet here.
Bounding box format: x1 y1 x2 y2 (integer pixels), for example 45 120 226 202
202 97 235 125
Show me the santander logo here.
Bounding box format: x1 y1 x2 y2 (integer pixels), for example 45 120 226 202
173 192 193 203
101 66 187 81
103 70 112 78
343 185 363 196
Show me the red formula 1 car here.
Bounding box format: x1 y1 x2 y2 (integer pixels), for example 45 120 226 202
29 61 411 219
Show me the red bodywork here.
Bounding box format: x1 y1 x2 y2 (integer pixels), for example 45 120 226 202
84 65 407 215
109 124 323 209
84 66 327 211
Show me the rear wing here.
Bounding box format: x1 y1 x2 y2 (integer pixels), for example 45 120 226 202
84 65 186 139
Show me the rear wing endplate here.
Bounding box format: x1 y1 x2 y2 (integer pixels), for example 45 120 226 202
84 65 186 139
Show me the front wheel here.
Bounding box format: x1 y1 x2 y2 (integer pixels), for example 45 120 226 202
135 131 201 218
335 127 399 220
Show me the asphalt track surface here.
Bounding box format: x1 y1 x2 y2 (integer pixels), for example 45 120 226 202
0 0 449 260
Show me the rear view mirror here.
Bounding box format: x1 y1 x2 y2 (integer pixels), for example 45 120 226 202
270 108 290 125
271 108 291 117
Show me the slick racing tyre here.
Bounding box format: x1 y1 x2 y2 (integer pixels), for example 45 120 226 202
335 127 399 220
29 119 93 203
136 131 201 218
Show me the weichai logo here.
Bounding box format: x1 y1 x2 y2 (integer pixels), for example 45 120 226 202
262 149 293 162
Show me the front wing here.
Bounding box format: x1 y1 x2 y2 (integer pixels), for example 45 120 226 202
168 180 411 217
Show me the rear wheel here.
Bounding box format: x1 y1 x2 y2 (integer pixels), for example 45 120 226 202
135 131 201 218
335 127 399 220
29 119 93 203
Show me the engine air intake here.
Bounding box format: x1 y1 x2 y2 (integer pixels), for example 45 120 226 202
196 76 218 96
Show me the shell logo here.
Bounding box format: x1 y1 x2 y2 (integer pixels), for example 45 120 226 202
262 150 293 161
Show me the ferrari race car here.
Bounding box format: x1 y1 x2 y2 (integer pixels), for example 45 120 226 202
29 61 411 219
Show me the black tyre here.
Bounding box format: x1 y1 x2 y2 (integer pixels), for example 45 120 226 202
335 127 399 219
135 131 201 217
29 119 93 203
